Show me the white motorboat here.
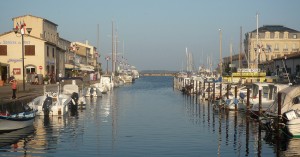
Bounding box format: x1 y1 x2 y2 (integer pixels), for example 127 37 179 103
28 86 72 116
91 75 114 95
59 77 87 110
250 83 289 117
264 85 300 137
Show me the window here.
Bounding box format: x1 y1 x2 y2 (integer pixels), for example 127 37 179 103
275 32 279 38
265 32 270 39
283 44 288 51
52 48 55 58
0 45 7 55
25 45 35 55
284 32 288 39
47 46 49 57
293 34 297 39
274 44 279 51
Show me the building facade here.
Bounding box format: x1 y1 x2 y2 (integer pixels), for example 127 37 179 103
0 14 99 83
0 31 46 82
244 25 300 69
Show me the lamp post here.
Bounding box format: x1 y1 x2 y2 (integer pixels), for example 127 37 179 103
13 22 32 91
71 43 79 76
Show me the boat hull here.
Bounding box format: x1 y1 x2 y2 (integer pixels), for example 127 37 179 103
0 112 35 131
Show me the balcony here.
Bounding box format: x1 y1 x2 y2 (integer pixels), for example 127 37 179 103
283 48 289 52
292 48 299 52
274 48 279 52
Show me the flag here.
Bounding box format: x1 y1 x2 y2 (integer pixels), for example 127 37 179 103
15 22 19 30
20 20 25 34
23 20 26 27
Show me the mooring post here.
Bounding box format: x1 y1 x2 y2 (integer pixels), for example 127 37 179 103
226 84 229 99
196 81 198 96
259 90 262 117
203 82 206 99
277 92 282 136
276 92 282 156
208 82 211 101
199 81 202 96
192 80 194 94
213 82 215 102
219 83 223 101
235 86 237 111
247 88 250 115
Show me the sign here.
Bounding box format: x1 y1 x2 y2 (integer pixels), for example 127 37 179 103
13 68 21 75
39 66 43 70
7 59 22 63
232 72 266 77
237 68 261 73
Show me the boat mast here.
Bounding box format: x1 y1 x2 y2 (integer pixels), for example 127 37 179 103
256 13 259 69
112 20 115 74
230 41 233 82
97 24 100 76
186 47 188 72
219 29 222 77
239 26 242 69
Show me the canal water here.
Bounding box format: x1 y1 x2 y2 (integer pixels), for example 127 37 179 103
0 76 299 156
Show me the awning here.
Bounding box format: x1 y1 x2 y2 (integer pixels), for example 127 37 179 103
65 63 79 69
79 64 95 71
79 67 94 71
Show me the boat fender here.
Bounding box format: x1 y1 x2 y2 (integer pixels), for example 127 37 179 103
239 93 246 99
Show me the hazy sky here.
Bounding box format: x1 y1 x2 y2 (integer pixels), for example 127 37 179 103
1 0 300 71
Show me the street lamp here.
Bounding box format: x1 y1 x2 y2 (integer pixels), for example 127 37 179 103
13 23 32 91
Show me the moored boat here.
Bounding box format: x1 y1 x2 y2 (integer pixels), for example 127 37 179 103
0 102 36 131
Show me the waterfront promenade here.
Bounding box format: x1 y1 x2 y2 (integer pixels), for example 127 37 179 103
0 77 98 104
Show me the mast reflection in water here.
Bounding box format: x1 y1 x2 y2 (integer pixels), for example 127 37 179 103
0 76 297 156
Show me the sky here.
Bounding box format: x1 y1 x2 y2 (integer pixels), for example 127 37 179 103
1 0 300 71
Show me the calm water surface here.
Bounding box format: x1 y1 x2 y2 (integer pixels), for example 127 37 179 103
0 76 298 156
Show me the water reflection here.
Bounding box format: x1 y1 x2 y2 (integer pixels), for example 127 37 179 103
181 93 268 157
1 77 300 156
0 126 34 149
